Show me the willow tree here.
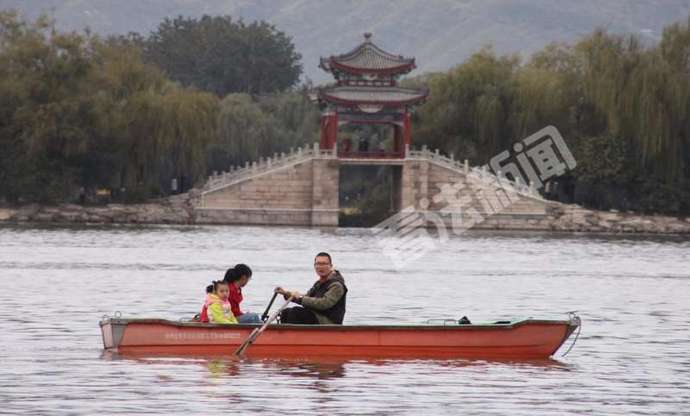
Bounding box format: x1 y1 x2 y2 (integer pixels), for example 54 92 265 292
156 87 219 187
256 91 320 151
86 36 219 195
411 16 690 214
88 38 166 192
108 87 211 193
574 24 690 184
656 16 690 183
211 93 275 171
0 12 97 201
0 12 221 202
415 48 519 162
512 43 581 139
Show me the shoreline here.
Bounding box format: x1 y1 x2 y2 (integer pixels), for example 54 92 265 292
1 194 689 235
2 221 690 241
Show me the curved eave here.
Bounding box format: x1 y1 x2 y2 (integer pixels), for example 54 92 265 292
318 57 332 72
328 59 416 75
318 90 428 107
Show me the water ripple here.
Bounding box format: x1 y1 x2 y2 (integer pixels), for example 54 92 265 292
0 226 689 415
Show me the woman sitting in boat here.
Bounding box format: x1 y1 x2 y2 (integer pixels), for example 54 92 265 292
275 252 347 325
224 264 262 324
200 280 238 324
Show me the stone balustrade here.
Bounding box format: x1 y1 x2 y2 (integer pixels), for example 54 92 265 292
204 142 543 202
203 142 336 194
406 145 543 201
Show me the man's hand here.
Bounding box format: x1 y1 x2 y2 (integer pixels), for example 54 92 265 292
275 286 292 300
274 287 301 301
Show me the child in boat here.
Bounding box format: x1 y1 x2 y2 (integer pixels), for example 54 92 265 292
197 284 214 322
200 280 238 324
224 264 262 324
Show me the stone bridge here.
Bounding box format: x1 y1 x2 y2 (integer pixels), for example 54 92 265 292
195 143 552 229
4 142 686 233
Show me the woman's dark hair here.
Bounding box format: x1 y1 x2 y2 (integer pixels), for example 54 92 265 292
224 263 253 282
315 252 332 264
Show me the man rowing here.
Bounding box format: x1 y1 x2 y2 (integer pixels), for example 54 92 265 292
275 252 347 324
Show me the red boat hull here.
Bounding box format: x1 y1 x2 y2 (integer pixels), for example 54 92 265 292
100 317 580 359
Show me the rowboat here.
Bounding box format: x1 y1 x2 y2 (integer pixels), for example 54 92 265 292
99 314 580 359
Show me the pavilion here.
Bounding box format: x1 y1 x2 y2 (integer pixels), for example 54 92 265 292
315 33 428 158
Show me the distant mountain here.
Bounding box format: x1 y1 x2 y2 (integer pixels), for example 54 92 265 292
2 0 689 83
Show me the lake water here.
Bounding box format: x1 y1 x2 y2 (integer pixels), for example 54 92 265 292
0 224 689 415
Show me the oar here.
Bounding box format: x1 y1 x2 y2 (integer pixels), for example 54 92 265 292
261 292 279 322
234 294 293 357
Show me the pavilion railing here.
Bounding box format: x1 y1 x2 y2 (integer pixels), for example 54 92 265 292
337 150 405 159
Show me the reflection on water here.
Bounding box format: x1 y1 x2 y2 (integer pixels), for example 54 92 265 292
105 353 573 380
1 224 689 415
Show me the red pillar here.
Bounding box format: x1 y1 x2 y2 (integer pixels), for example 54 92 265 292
403 111 412 151
393 124 403 154
329 112 338 149
319 111 338 150
319 112 330 149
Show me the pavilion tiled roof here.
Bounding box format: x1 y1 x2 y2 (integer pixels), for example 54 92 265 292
320 33 416 75
318 85 428 106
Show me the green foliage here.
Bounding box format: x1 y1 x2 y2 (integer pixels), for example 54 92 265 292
414 48 521 163
575 135 635 185
0 12 219 203
2 9 688 216
413 17 690 214
207 91 318 172
210 93 274 170
142 15 302 96
0 12 314 204
573 135 690 213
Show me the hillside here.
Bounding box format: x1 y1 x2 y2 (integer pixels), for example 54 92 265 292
1 0 689 82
